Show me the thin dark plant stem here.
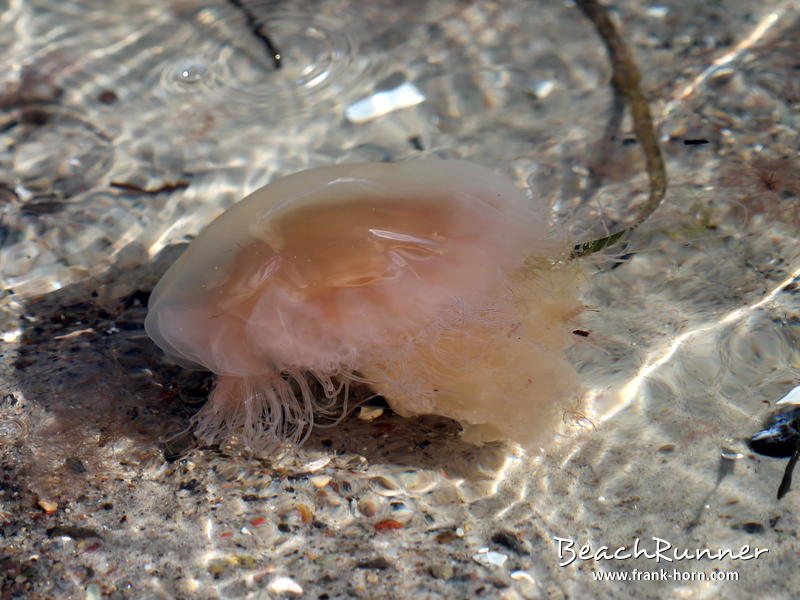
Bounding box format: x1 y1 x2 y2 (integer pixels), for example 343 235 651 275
778 429 800 499
570 0 667 259
226 0 283 70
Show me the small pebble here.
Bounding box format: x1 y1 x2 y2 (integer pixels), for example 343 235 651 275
356 557 391 570
528 79 554 99
267 576 303 595
374 519 403 532
511 571 535 583
358 406 384 421
436 531 458 544
646 6 670 18
511 571 539 598
310 475 331 488
97 90 118 104
430 563 454 579
296 504 313 523
302 457 331 472
720 447 744 460
739 522 765 534
38 499 58 513
472 547 508 568
358 500 378 517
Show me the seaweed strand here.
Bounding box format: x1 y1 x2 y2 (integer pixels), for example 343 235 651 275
571 0 667 259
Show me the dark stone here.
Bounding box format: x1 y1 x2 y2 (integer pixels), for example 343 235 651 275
356 557 391 570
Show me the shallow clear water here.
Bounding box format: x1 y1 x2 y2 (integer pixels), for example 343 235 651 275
1 1 800 598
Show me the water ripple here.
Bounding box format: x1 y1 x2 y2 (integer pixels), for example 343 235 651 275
160 4 361 118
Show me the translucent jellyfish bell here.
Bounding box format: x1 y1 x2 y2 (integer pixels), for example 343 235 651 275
145 160 583 450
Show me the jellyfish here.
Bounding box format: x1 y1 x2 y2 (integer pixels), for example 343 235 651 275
144 159 583 450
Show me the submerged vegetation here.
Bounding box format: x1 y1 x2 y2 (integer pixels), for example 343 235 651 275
571 0 667 259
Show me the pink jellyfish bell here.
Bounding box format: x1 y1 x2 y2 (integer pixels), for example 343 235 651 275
145 159 583 450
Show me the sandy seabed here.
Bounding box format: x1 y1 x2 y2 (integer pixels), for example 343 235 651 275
1 1 800 598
